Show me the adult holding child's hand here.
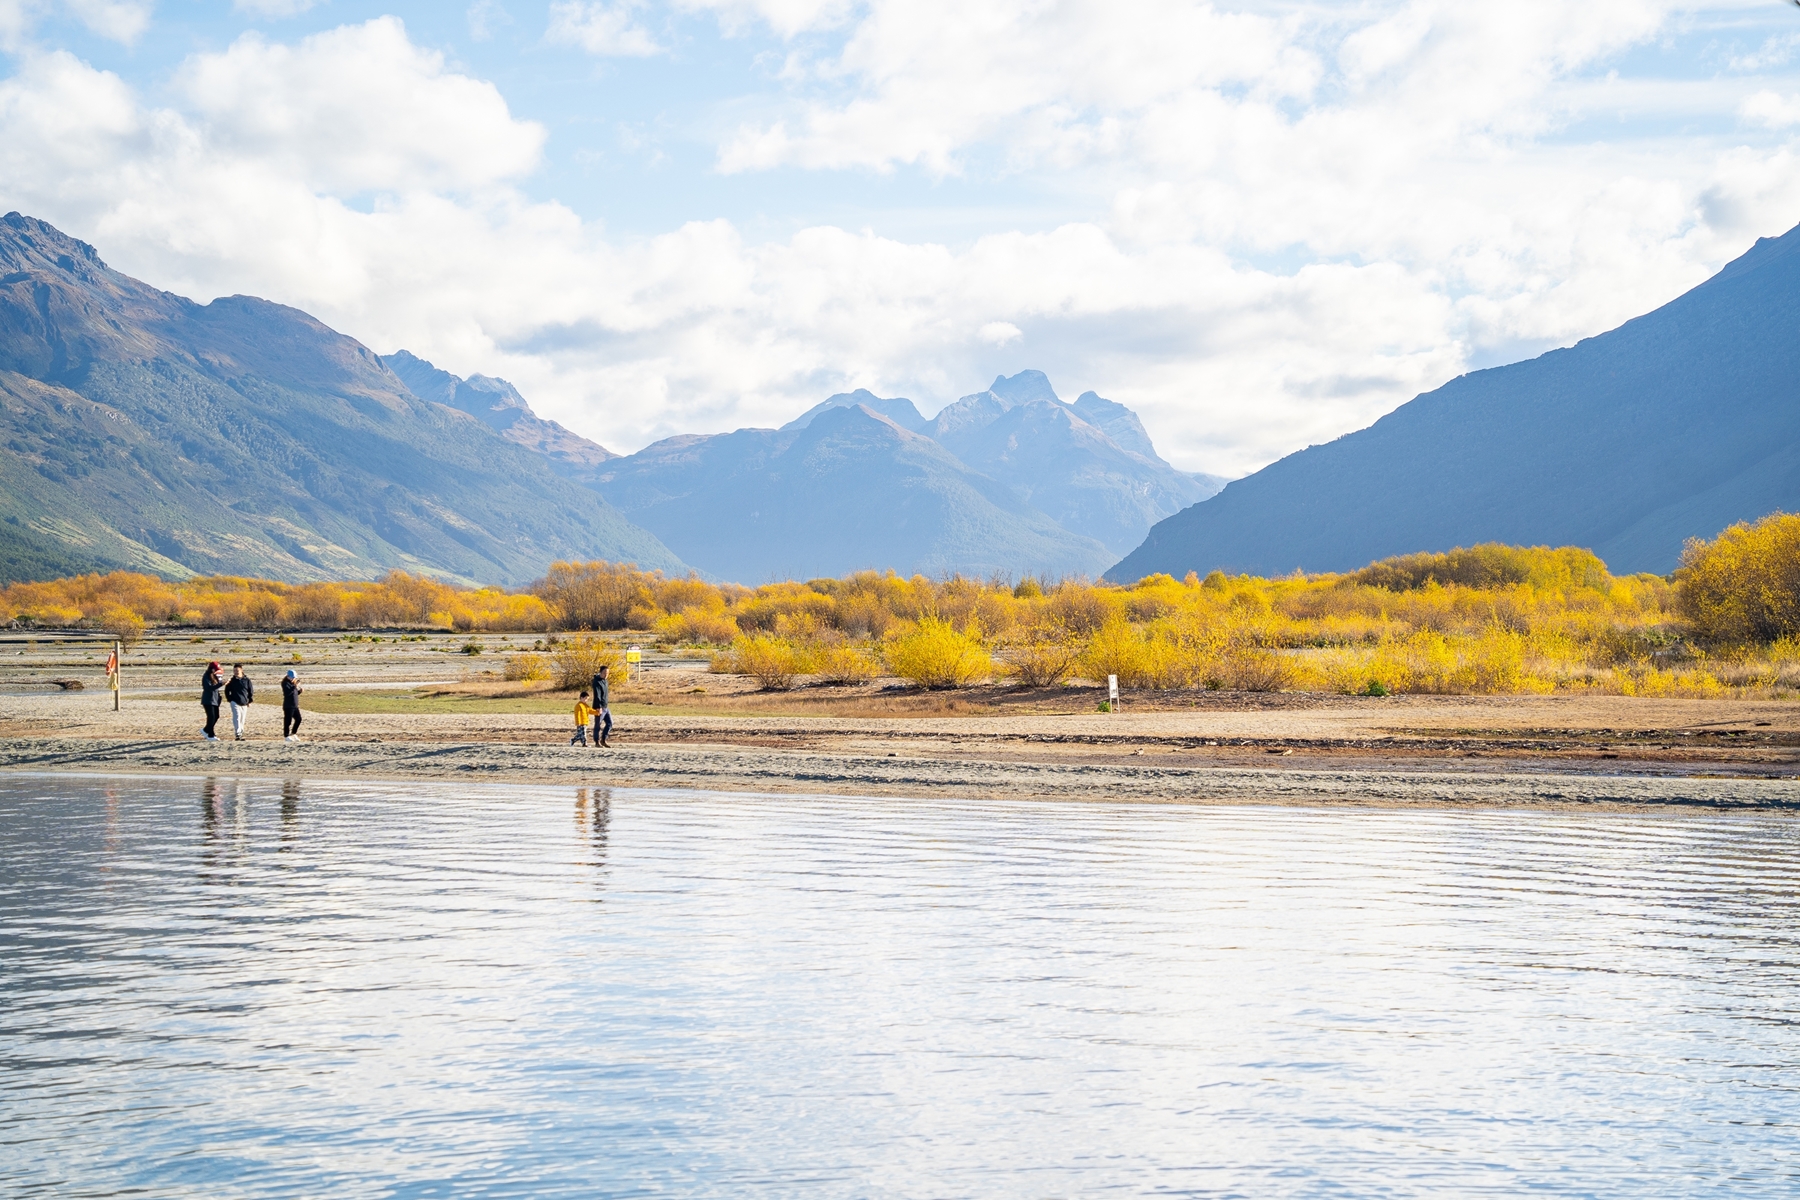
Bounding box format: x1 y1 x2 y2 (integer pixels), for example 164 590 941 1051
590 664 613 749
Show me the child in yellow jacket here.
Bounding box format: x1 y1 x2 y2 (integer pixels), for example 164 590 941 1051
571 691 593 746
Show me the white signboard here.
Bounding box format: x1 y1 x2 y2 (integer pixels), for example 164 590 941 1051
1107 674 1119 704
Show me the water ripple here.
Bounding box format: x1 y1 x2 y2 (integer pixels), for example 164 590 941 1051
3 773 1799 1197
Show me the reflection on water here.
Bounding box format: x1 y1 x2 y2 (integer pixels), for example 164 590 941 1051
2 775 1799 1198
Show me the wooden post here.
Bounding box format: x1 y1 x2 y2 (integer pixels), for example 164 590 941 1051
111 639 120 711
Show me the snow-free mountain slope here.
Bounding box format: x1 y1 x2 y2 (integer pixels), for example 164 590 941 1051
1109 220 1800 581
0 213 681 584
783 389 930 435
585 371 1210 580
928 372 1215 556
381 350 618 479
590 404 1116 581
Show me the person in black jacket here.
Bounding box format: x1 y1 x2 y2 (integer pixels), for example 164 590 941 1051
590 665 613 748
200 662 223 741
281 669 303 741
224 664 254 741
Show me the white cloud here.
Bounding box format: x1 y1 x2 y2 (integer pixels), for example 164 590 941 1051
232 0 318 18
717 0 1317 176
1729 33 1800 74
4 7 1800 479
173 17 545 193
676 0 853 40
64 0 150 42
467 0 508 42
546 0 659 56
0 0 151 48
1741 88 1800 128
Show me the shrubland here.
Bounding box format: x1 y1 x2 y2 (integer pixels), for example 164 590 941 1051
10 518 1800 697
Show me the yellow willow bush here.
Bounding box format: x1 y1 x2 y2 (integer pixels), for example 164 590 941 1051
1676 512 1800 645
885 618 993 688
504 652 552 682
99 604 145 645
1307 627 1544 696
721 634 814 690
19 529 1800 697
812 644 881 684
1002 626 1084 687
735 582 837 633
535 560 653 631
551 634 622 690
654 606 739 645
0 569 551 631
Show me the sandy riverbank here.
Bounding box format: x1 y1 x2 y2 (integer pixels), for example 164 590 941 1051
1 733 1796 810
7 629 1800 808
6 689 1800 810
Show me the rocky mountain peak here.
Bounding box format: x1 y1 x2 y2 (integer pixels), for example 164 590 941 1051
380 349 616 474
986 369 1060 408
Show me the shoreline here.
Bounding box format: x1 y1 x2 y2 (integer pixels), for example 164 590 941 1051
5 735 1799 812
10 675 1800 812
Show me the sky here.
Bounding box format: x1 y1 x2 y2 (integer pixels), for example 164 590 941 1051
4 1 1800 477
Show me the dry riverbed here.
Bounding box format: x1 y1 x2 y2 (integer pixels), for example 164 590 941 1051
4 629 1800 809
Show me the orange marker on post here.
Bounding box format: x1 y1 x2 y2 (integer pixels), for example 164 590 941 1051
106 642 120 711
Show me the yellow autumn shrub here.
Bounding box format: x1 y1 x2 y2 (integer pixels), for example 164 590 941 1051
885 618 992 689
1676 512 1800 645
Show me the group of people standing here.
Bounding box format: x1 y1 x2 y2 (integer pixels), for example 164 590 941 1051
199 662 304 741
194 659 618 748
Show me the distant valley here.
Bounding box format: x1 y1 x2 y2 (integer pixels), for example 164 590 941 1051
376 357 1223 583
573 369 1223 581
17 205 1800 593
0 212 1222 588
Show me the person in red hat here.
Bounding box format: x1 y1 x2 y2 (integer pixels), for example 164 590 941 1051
200 661 223 741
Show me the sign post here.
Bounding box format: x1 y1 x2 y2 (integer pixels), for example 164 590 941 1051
625 645 642 684
107 641 120 711
1107 674 1119 712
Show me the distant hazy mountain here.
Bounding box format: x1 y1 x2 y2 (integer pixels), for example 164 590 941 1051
382 350 617 479
928 372 1216 556
0 213 682 585
583 370 1211 581
784 388 930 435
1110 221 1800 581
590 403 1116 581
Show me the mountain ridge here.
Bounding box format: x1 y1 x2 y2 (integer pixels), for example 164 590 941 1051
574 369 1217 579
381 350 618 479
1109 219 1800 581
0 212 683 585
589 402 1119 581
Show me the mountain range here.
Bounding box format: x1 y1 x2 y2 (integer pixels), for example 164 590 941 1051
0 213 1213 587
0 213 681 586
569 370 1221 581
1111 219 1800 580
18 205 1800 593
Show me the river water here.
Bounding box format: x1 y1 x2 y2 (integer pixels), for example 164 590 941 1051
3 773 1798 1197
